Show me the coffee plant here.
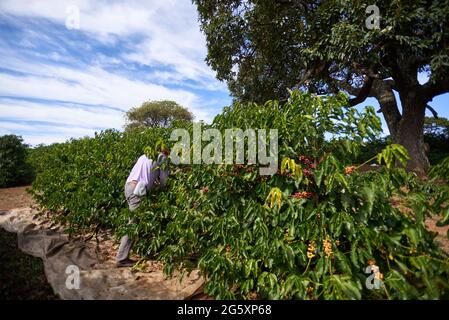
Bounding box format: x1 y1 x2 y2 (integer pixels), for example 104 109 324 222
29 128 170 233
29 91 449 299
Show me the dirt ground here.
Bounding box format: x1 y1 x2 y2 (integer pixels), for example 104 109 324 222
425 215 449 254
0 186 35 211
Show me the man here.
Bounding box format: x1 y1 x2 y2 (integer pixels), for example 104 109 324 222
115 148 169 267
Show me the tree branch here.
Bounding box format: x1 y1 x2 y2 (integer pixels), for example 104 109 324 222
426 104 439 118
421 79 449 102
371 79 402 137
348 77 374 106
332 78 361 96
383 79 397 91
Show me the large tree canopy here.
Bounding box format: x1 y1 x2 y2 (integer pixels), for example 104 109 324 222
125 100 194 131
194 0 449 175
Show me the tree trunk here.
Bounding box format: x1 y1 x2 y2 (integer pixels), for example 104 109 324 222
391 93 429 176
374 81 430 176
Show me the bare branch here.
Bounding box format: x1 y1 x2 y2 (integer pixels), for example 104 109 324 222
426 104 439 118
421 79 449 102
383 79 397 91
348 77 374 106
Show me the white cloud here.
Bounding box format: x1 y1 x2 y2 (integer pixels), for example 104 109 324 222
0 66 198 111
0 121 96 137
0 119 100 146
0 0 220 86
0 0 229 145
0 99 124 129
24 135 70 145
0 50 214 121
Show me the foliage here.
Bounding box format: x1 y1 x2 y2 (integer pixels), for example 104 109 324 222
429 156 449 182
125 100 193 131
194 0 449 103
424 117 449 137
355 134 449 166
425 133 449 165
194 0 449 173
0 134 33 187
354 136 390 163
375 144 409 169
28 129 169 233
423 116 449 164
29 91 449 299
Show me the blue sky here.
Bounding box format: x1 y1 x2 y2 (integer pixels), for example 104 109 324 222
0 0 448 145
0 0 232 145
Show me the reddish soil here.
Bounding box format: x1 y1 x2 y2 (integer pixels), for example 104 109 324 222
0 186 35 211
425 215 449 254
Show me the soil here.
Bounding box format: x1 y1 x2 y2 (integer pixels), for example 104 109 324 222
425 215 449 254
0 186 35 211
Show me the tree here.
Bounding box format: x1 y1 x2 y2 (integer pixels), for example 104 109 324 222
125 100 194 131
423 116 449 164
424 116 449 137
0 135 33 187
194 0 449 175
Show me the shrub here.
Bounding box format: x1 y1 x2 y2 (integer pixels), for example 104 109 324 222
28 129 170 233
29 92 449 299
0 134 33 187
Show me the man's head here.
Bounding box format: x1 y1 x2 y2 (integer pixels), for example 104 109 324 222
144 139 169 159
161 148 170 157
155 139 169 157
